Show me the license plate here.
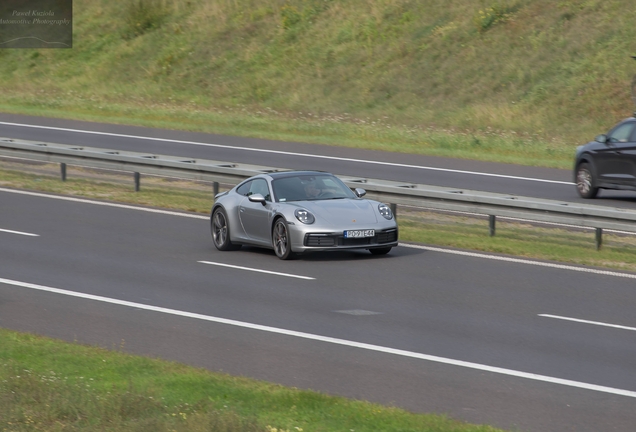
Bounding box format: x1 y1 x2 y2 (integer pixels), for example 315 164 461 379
344 229 374 238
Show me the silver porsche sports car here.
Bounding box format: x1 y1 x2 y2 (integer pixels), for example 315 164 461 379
210 171 398 259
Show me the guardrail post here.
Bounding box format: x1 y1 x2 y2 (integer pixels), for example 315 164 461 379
390 203 397 221
134 172 140 192
60 163 67 181
489 215 496 236
213 181 219 197
596 228 603 250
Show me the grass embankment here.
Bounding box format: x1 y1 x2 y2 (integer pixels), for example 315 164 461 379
0 329 502 432
2 0 636 168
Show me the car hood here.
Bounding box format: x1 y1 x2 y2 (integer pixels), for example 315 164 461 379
292 199 379 226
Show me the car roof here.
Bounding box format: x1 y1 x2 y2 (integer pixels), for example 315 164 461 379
267 170 330 180
615 116 636 125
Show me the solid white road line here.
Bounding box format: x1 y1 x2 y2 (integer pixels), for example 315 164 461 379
198 260 315 280
0 121 572 185
1 276 635 399
0 228 39 236
4 186 636 280
403 243 636 280
539 314 636 332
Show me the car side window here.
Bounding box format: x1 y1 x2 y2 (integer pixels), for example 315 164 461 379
630 124 636 142
608 123 636 143
236 180 252 196
249 179 271 201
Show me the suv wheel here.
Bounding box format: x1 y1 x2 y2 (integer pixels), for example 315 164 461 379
576 163 598 199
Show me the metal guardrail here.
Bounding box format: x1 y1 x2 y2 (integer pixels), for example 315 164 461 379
1 137 635 250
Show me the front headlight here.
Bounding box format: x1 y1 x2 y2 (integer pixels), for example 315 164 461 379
378 203 393 220
294 208 315 224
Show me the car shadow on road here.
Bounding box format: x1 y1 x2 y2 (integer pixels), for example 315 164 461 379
237 244 425 262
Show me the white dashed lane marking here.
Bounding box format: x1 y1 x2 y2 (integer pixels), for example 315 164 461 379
198 260 316 280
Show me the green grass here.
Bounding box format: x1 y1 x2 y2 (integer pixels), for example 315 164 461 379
0 329 502 432
2 0 636 169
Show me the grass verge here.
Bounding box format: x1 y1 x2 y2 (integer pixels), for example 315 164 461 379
0 329 502 432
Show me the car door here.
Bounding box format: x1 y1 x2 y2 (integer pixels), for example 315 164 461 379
623 125 636 186
595 121 636 185
238 178 272 245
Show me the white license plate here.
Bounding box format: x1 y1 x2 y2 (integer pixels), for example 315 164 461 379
344 229 375 238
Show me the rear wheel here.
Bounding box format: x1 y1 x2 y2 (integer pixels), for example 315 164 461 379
576 163 598 199
211 207 241 251
272 218 295 260
370 247 392 255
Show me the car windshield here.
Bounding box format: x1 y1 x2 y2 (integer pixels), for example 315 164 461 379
272 174 356 202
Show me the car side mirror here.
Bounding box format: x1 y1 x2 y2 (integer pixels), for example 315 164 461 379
248 193 267 205
595 134 608 144
354 188 366 198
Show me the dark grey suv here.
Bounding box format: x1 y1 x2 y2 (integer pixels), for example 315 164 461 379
574 116 636 198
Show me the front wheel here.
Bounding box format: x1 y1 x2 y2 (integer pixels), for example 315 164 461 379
576 163 598 199
370 247 392 255
272 218 295 260
211 207 241 251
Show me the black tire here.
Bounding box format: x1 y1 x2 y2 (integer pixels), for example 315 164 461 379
272 218 295 260
369 247 392 256
211 207 241 251
575 162 598 199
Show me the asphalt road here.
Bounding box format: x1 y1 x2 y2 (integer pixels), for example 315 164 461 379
1 188 636 431
3 112 636 208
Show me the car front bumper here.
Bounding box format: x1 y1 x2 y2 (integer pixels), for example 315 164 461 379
289 226 398 253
